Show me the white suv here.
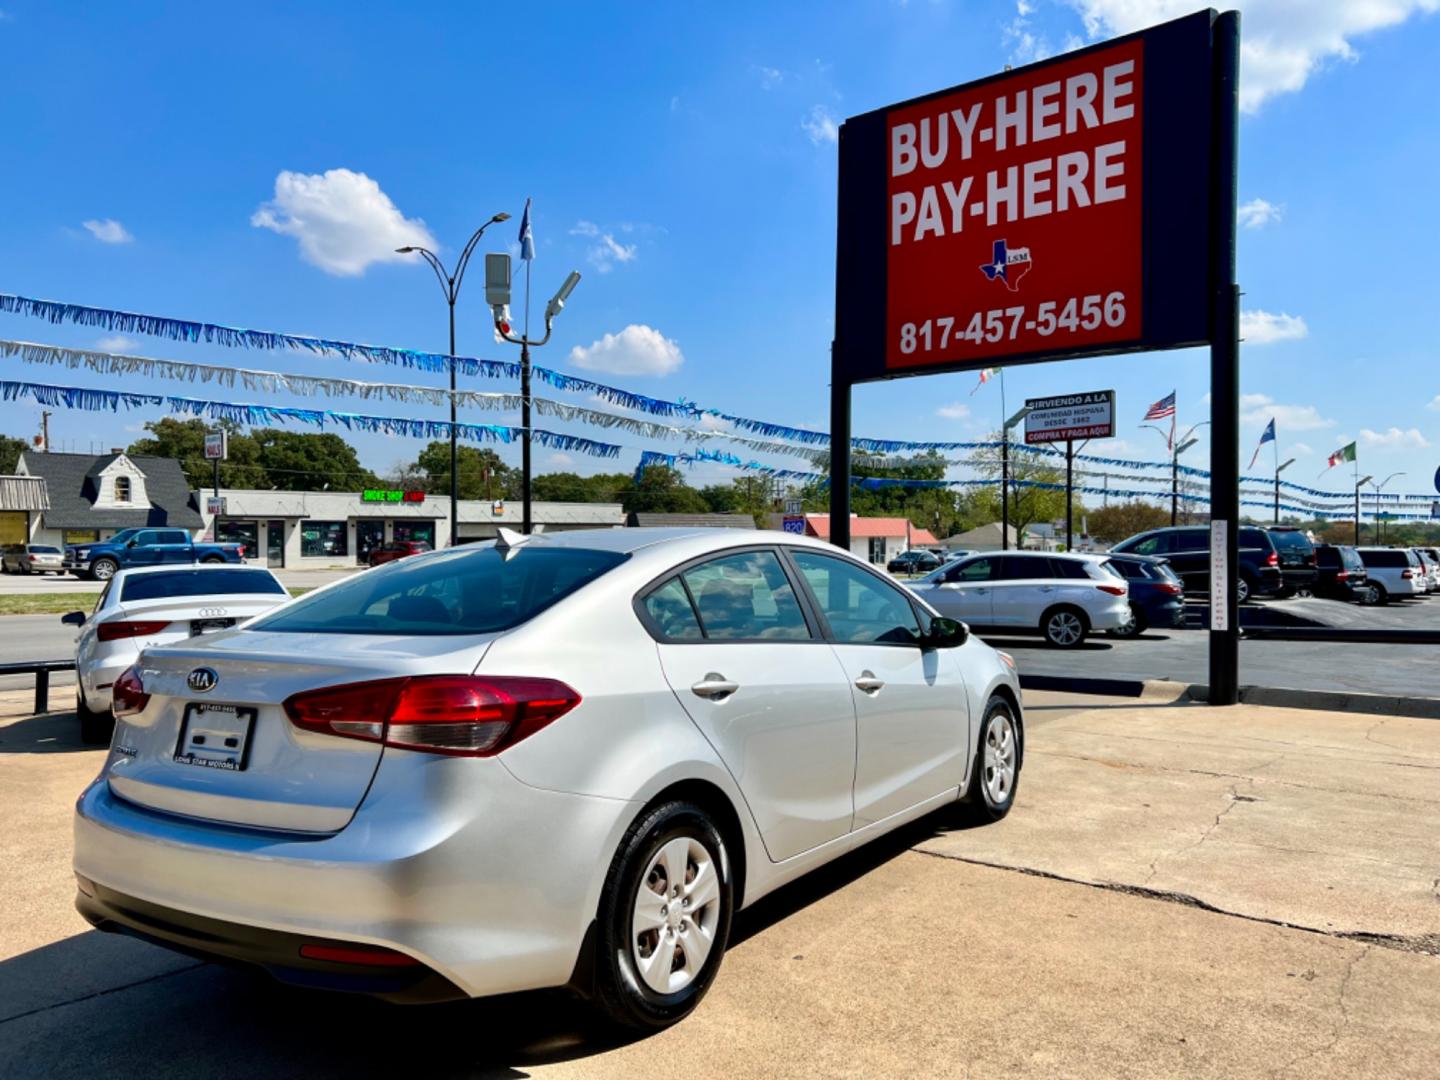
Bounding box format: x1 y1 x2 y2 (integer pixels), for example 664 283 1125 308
1354 548 1425 604
909 550 1130 647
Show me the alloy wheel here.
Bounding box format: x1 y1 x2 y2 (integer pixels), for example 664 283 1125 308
1236 577 1250 604
1046 611 1083 646
983 710 1017 805
631 836 723 995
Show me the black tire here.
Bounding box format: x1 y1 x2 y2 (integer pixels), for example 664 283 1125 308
961 695 1022 823
1371 583 1389 606
1041 605 1088 648
77 689 115 746
1107 604 1147 639
1236 575 1253 605
91 558 119 582
201 555 224 564
593 800 734 1031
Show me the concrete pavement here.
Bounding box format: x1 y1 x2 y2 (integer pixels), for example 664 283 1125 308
1 689 1436 1078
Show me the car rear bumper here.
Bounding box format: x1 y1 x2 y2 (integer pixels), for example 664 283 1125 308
73 753 637 1000
1140 599 1185 628
1087 599 1133 630
76 878 467 1003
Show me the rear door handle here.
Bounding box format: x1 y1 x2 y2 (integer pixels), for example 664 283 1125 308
854 671 885 694
691 673 739 700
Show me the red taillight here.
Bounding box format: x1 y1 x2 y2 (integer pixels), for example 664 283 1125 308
1157 582 1183 595
97 619 171 641
1266 551 1279 567
298 942 421 967
1402 569 1414 579
27 554 37 562
284 675 581 757
112 665 150 717
1096 584 1127 596
1335 571 1349 580
237 545 246 558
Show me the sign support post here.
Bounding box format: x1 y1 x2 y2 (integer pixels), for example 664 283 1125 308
1065 440 1074 551
828 356 851 552
1001 438 1010 551
1207 9 1241 706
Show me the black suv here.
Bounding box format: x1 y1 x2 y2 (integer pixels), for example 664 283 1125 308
1313 544 1369 603
1111 525 1283 603
1267 527 1319 597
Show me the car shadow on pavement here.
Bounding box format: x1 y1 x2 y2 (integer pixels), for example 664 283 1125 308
0 709 97 755
975 637 1114 652
0 810 985 1077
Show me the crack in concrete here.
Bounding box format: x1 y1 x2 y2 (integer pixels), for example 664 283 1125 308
0 962 204 1027
1144 782 1246 885
1051 726 1440 770
1269 944 1373 1078
1033 748 1440 805
910 847 1440 958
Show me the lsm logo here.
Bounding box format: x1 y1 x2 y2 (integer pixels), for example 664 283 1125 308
979 239 1032 292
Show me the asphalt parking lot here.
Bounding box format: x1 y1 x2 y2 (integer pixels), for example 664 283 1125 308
3 687 1437 1078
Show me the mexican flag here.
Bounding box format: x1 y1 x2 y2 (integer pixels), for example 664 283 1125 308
1327 441 1357 468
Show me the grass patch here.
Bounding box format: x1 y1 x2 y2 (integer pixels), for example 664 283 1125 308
0 587 313 616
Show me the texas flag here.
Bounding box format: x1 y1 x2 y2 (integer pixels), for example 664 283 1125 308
1249 417 1276 469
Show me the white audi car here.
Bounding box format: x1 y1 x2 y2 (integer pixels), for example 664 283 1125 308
908 550 1130 647
66 564 290 744
73 528 1022 1029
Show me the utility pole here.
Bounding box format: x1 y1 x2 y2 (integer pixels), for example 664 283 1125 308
1273 457 1295 525
1354 476 1372 546
40 411 51 453
1065 440 1075 552
1002 406 1032 552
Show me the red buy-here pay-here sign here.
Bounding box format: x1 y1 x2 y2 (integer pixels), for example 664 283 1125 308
885 39 1143 369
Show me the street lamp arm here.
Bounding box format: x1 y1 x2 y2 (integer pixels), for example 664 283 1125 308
454 219 500 295
404 246 453 300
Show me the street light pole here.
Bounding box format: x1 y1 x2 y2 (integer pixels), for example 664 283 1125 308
1002 406 1032 552
1355 475 1373 546
1274 457 1295 525
396 212 511 548
492 265 582 533
1371 472 1406 544
1144 421 1209 527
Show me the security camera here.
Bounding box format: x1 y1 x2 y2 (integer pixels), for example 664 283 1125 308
545 271 581 322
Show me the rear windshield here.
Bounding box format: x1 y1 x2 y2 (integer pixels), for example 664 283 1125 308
27 545 60 554
121 569 287 602
1238 528 1273 548
1269 531 1313 553
248 545 628 636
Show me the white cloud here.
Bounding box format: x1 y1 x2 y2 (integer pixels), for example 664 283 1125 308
250 168 435 277
758 66 784 89
670 95 681 114
1238 392 1335 431
802 105 839 146
1068 1 1440 112
698 413 734 432
1425 395 1440 412
569 220 600 237
547 452 576 468
568 325 684 377
1290 442 1313 457
1240 309 1308 344
82 219 133 244
586 233 638 273
1360 427 1431 450
936 402 971 420
1238 197 1283 229
95 335 140 353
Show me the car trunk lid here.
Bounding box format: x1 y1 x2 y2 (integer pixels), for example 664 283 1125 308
105 630 496 832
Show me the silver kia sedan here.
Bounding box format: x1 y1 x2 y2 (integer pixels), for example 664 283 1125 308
74 528 1023 1029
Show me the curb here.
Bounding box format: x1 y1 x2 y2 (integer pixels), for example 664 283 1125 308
1023 674 1440 720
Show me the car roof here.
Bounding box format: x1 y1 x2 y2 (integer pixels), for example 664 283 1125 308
110 564 279 581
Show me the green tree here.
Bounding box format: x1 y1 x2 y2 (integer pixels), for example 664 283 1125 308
1086 500 1171 544
700 477 775 526
622 465 710 514
531 471 632 503
963 437 1079 544
0 434 29 474
250 429 380 491
413 442 514 500
127 418 267 489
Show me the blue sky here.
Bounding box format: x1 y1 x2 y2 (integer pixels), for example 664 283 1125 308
1 1 1437 501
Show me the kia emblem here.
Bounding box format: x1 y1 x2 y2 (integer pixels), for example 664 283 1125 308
187 668 218 694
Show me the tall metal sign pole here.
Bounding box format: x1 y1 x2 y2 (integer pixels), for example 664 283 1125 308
1208 11 1241 705
831 9 1240 704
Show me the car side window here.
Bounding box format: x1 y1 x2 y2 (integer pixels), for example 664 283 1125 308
1175 529 1206 552
1110 560 1145 580
1129 534 1164 555
790 550 923 646
132 530 157 546
998 555 1046 580
680 550 810 641
92 580 113 615
950 557 996 582
161 530 188 544
642 577 704 641
1047 558 1092 580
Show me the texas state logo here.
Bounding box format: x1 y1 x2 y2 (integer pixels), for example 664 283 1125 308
979 239 1032 292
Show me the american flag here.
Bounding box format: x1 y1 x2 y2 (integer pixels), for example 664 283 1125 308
1144 391 1176 420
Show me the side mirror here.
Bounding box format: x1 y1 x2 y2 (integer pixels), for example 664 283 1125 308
926 616 968 648
61 611 85 627
125 539 138 548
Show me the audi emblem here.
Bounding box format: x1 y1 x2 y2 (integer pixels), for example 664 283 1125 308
197 607 229 618
187 668 218 694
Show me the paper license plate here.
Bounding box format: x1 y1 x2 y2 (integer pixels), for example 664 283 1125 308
174 703 256 771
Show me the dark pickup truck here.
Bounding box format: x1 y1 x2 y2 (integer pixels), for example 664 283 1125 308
64 527 246 581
